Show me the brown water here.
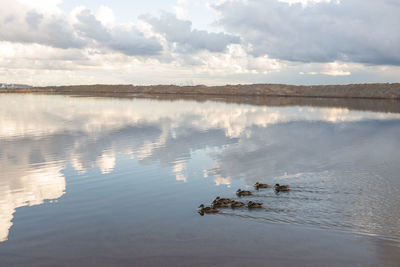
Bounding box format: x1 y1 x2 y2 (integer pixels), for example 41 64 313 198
1 94 400 266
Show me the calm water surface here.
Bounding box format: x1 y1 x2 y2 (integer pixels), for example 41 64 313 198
1 94 400 266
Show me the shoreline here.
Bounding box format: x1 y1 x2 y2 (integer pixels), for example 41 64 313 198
1 83 400 99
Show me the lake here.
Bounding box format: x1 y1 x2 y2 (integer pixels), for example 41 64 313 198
1 94 400 266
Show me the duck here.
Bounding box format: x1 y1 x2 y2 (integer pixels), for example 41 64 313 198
255 182 269 189
212 197 232 208
231 201 245 208
212 201 229 208
213 196 234 203
247 201 263 209
236 189 252 196
198 204 219 213
275 183 290 191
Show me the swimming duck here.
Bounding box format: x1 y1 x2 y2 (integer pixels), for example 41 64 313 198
247 201 263 209
212 201 229 208
275 184 290 191
198 204 219 213
213 196 234 203
255 182 269 189
236 189 252 196
231 201 245 208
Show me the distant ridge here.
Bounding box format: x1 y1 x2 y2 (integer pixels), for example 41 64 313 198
1 83 400 99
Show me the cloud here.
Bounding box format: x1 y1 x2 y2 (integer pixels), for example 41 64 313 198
25 11 44 30
1 2 235 58
278 0 333 7
0 1 85 49
0 1 162 56
73 9 164 56
141 12 240 53
74 9 110 42
183 44 283 75
214 0 400 65
1 0 399 84
96 5 115 26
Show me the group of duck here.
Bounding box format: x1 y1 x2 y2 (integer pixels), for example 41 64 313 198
198 183 290 215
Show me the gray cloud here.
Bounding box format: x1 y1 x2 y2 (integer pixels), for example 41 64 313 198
74 9 110 42
141 12 240 53
0 9 85 49
25 11 43 30
108 27 163 56
73 9 164 56
214 0 400 65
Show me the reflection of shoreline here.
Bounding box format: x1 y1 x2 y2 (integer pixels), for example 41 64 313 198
5 92 400 114
3 94 399 141
134 94 400 114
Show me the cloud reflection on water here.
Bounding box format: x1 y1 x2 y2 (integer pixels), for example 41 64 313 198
1 94 400 242
0 161 65 242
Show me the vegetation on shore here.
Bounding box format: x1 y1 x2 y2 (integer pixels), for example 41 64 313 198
1 83 400 99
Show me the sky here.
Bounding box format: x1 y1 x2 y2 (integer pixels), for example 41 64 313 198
0 0 399 86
